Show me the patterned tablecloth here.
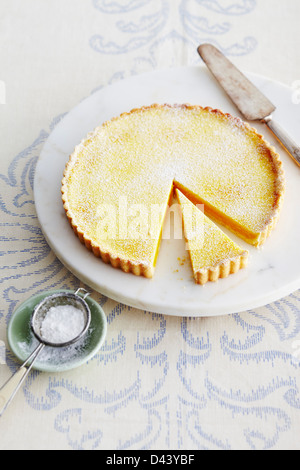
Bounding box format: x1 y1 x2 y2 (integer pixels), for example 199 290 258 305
1 0 300 451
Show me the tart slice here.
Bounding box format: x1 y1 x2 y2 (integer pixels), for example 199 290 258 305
176 189 249 285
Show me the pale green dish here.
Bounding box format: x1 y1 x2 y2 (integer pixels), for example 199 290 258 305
7 289 107 373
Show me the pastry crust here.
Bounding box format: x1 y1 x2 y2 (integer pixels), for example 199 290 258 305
67 221 155 279
176 188 249 285
195 253 249 285
61 103 285 281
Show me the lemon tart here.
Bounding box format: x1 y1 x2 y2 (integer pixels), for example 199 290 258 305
175 189 248 284
61 104 284 281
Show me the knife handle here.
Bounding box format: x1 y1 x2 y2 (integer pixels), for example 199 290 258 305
263 116 300 167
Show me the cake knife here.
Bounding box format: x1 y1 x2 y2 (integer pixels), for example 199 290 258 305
198 43 300 167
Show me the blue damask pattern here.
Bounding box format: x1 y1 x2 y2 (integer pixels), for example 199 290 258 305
1 0 300 451
90 0 257 58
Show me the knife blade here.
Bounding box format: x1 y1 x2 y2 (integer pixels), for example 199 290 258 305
198 43 300 167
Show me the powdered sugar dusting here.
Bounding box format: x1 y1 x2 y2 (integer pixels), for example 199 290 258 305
40 304 85 344
62 104 284 270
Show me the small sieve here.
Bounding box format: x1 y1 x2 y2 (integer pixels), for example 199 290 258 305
31 288 91 348
0 288 91 417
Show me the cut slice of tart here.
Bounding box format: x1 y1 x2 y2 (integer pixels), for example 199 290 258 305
172 106 284 247
176 189 249 285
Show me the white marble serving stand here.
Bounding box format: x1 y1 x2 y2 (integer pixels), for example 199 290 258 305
34 66 300 317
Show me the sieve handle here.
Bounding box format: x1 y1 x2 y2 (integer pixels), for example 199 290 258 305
0 367 28 416
74 288 90 299
0 343 45 417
